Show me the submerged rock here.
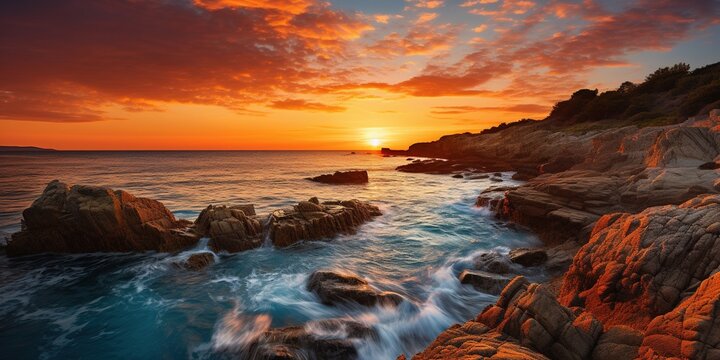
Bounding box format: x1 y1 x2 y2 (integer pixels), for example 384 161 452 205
308 170 369 184
7 180 198 256
268 199 381 248
181 252 215 271
249 319 375 360
307 270 403 307
458 269 511 295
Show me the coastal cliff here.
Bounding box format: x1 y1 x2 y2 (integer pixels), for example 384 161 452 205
397 63 720 359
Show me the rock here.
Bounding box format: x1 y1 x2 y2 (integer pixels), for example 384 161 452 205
539 156 582 174
477 277 603 360
194 204 263 253
0 230 9 247
307 270 402 307
409 325 550 360
472 251 514 274
249 318 375 360
591 326 642 360
508 248 548 267
268 199 381 247
6 180 198 256
559 194 720 330
637 272 720 359
699 161 720 169
474 196 502 212
308 170 369 184
451 174 463 179
490 177 503 182
181 252 214 271
458 270 511 295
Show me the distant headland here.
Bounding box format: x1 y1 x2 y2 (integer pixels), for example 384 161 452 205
0 146 56 152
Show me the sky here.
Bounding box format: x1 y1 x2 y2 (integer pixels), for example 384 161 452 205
1 0 719 150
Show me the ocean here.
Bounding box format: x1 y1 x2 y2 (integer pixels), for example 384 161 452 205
0 151 542 359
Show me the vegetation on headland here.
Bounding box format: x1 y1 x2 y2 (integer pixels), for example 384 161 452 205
548 62 720 128
483 61 720 135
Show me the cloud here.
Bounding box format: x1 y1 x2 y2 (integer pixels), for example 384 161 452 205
0 0 369 122
415 12 439 24
367 24 458 57
270 99 346 112
193 0 314 13
0 0 718 125
407 0 445 9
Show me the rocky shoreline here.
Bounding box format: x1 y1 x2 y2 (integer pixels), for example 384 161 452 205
6 180 381 257
390 109 720 359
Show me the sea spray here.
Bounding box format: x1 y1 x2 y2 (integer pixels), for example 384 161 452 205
211 304 271 351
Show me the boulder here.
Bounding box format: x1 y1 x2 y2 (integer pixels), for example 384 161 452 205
591 326 642 360
249 319 375 360
307 270 402 307
308 170 369 184
194 204 263 253
472 251 514 274
637 272 720 359
508 248 548 267
458 270 511 295
7 180 198 256
477 277 603 360
268 199 381 248
559 194 720 330
181 252 214 271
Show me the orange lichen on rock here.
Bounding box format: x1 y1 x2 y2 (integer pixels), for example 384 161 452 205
559 194 720 330
637 272 720 359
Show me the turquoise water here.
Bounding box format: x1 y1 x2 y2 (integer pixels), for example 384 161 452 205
0 151 540 359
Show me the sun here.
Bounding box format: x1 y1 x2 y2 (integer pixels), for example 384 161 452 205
369 139 381 148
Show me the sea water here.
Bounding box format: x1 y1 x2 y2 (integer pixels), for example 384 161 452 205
0 151 542 359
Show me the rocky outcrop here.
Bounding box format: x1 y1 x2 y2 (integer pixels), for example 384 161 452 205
411 277 602 360
8 182 383 256
7 180 198 256
638 272 720 359
498 114 719 245
307 270 403 307
559 195 720 330
308 170 369 184
268 199 381 248
478 277 603 360
194 204 263 253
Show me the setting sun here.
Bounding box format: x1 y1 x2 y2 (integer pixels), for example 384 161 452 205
369 139 381 148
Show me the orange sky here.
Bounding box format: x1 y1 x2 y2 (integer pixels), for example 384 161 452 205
1 0 719 150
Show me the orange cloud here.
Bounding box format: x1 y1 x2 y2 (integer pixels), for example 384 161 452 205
269 99 346 112
408 0 445 9
193 0 314 13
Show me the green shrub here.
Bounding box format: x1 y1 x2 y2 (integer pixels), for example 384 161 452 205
679 81 720 117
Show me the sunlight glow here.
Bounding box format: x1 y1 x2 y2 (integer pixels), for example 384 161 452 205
369 138 381 148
